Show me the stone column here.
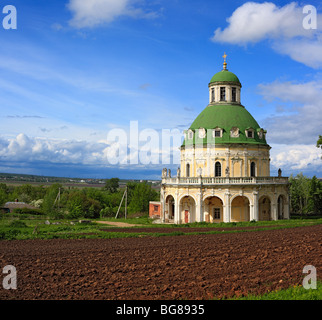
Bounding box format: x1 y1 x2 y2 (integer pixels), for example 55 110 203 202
174 191 180 224
196 190 204 222
191 150 195 177
223 191 231 223
226 150 230 177
226 85 231 102
244 152 248 177
161 187 166 223
284 197 290 220
250 203 254 221
271 200 278 221
253 191 259 221
207 151 211 177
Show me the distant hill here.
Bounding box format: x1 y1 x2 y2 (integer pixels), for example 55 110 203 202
0 172 161 188
0 172 103 185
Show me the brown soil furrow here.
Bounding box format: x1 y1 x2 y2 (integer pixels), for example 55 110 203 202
0 225 321 300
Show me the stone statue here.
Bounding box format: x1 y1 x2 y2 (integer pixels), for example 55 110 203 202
168 169 171 178
162 168 167 178
177 167 180 178
278 168 282 177
225 166 230 177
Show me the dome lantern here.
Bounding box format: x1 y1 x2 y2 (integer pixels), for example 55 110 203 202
208 53 242 105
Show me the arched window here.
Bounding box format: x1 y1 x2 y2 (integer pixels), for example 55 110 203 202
186 163 190 177
220 87 226 101
232 87 237 102
215 162 221 177
250 162 256 177
187 130 193 140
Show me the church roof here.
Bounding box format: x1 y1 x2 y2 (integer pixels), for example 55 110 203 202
182 55 268 147
209 70 241 85
182 104 268 146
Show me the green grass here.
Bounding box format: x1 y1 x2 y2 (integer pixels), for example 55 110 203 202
98 216 154 225
0 214 321 240
229 282 322 300
185 218 322 228
100 216 322 229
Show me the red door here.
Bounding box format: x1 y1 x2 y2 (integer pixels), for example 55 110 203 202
185 210 189 223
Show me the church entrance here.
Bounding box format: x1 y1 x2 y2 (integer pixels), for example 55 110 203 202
259 196 271 221
231 196 250 222
180 196 195 224
204 196 223 223
185 210 189 223
165 195 175 221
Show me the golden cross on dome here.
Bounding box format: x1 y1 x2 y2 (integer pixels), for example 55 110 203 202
223 52 228 70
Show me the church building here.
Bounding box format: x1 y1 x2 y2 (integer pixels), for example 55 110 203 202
157 55 290 224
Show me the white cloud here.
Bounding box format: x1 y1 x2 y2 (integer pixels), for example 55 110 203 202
273 39 322 69
0 134 109 165
259 80 322 145
270 144 321 175
67 0 156 28
0 131 182 168
258 80 322 105
211 2 322 68
212 2 311 43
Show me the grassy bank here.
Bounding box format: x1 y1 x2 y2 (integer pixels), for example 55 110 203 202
228 281 322 300
0 215 321 240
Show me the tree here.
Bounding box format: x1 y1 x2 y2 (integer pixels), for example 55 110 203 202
65 189 102 219
41 184 63 217
289 173 322 216
317 135 322 149
105 178 120 193
129 181 158 214
309 176 322 214
317 135 322 159
0 183 8 206
84 198 102 219
66 190 88 218
0 189 7 207
289 173 311 215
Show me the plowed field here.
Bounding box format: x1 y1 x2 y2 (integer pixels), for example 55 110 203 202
0 225 321 300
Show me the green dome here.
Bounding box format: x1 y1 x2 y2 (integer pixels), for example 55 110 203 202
183 104 267 146
210 70 241 84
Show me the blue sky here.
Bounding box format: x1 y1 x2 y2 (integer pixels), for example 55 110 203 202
0 0 321 179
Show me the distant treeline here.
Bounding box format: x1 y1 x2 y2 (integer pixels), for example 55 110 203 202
1 174 321 218
0 178 159 219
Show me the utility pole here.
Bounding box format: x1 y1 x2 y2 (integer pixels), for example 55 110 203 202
115 186 128 219
125 185 127 219
53 187 61 208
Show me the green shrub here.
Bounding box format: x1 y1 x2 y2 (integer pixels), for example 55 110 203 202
100 207 115 218
13 208 44 215
9 220 27 228
0 229 21 240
